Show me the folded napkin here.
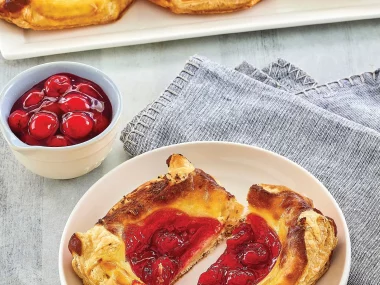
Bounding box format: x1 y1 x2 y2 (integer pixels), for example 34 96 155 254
121 56 380 284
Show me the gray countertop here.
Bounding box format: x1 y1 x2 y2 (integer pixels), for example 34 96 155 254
1 19 379 284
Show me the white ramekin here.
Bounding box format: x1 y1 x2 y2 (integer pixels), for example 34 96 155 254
0 62 122 179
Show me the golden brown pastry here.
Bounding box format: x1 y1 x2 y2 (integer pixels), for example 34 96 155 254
147 0 262 14
249 184 338 285
0 0 133 30
68 154 243 285
198 184 338 285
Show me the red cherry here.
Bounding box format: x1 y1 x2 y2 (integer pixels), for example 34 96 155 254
23 90 44 108
226 223 254 251
40 102 62 116
29 112 59 140
130 250 156 267
149 256 177 285
47 135 69 147
241 243 269 266
61 112 94 140
20 133 40 146
225 270 256 285
76 83 101 99
8 110 30 133
59 92 90 113
198 267 223 285
151 230 183 256
125 227 146 254
44 75 71 97
92 113 109 135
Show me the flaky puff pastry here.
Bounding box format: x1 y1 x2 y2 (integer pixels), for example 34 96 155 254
248 184 338 285
148 0 262 14
68 154 243 285
0 0 133 30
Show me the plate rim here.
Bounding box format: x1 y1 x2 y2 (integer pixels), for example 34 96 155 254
58 141 351 285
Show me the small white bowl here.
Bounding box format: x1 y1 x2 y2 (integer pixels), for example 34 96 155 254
0 62 122 179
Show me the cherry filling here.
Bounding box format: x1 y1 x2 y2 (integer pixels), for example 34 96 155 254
8 73 112 147
198 214 281 285
3 0 30 13
124 209 222 285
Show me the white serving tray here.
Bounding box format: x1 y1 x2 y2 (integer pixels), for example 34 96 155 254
1 0 380 60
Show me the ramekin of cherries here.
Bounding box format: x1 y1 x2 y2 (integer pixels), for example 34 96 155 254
0 62 122 179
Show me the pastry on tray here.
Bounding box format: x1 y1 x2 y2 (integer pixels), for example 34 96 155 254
198 184 338 285
0 0 262 30
68 154 244 285
148 0 262 14
0 0 133 30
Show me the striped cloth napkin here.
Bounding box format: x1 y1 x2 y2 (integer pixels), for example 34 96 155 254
121 55 380 284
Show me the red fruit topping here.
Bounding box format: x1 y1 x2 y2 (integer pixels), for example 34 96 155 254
145 256 177 285
198 267 224 285
241 243 269 266
61 112 94 139
132 281 144 285
125 209 221 285
76 83 101 98
92 113 109 135
130 250 157 268
47 135 69 147
225 270 256 285
197 214 281 285
20 133 40 146
40 102 62 117
29 112 59 140
59 92 90 113
23 90 44 108
8 110 29 133
44 75 71 97
151 230 183 256
226 223 253 251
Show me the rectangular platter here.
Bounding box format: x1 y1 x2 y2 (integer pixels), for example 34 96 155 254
1 0 380 60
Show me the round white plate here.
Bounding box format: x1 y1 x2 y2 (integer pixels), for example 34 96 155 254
59 142 351 285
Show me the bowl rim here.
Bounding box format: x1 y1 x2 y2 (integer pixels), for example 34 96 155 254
58 141 351 285
0 61 122 152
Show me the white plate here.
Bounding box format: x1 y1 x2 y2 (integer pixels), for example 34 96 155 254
1 0 380 60
59 142 351 285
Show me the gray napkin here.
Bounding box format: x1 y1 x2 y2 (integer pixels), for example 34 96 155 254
121 55 380 284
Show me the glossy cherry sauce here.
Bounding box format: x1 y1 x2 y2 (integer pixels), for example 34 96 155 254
8 73 112 147
124 209 222 285
198 214 281 285
2 0 30 13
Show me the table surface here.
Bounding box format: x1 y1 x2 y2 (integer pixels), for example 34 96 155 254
1 18 380 285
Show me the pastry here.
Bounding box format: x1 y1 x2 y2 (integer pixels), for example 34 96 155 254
148 0 262 14
68 154 244 285
0 0 263 30
0 0 133 30
198 184 338 285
